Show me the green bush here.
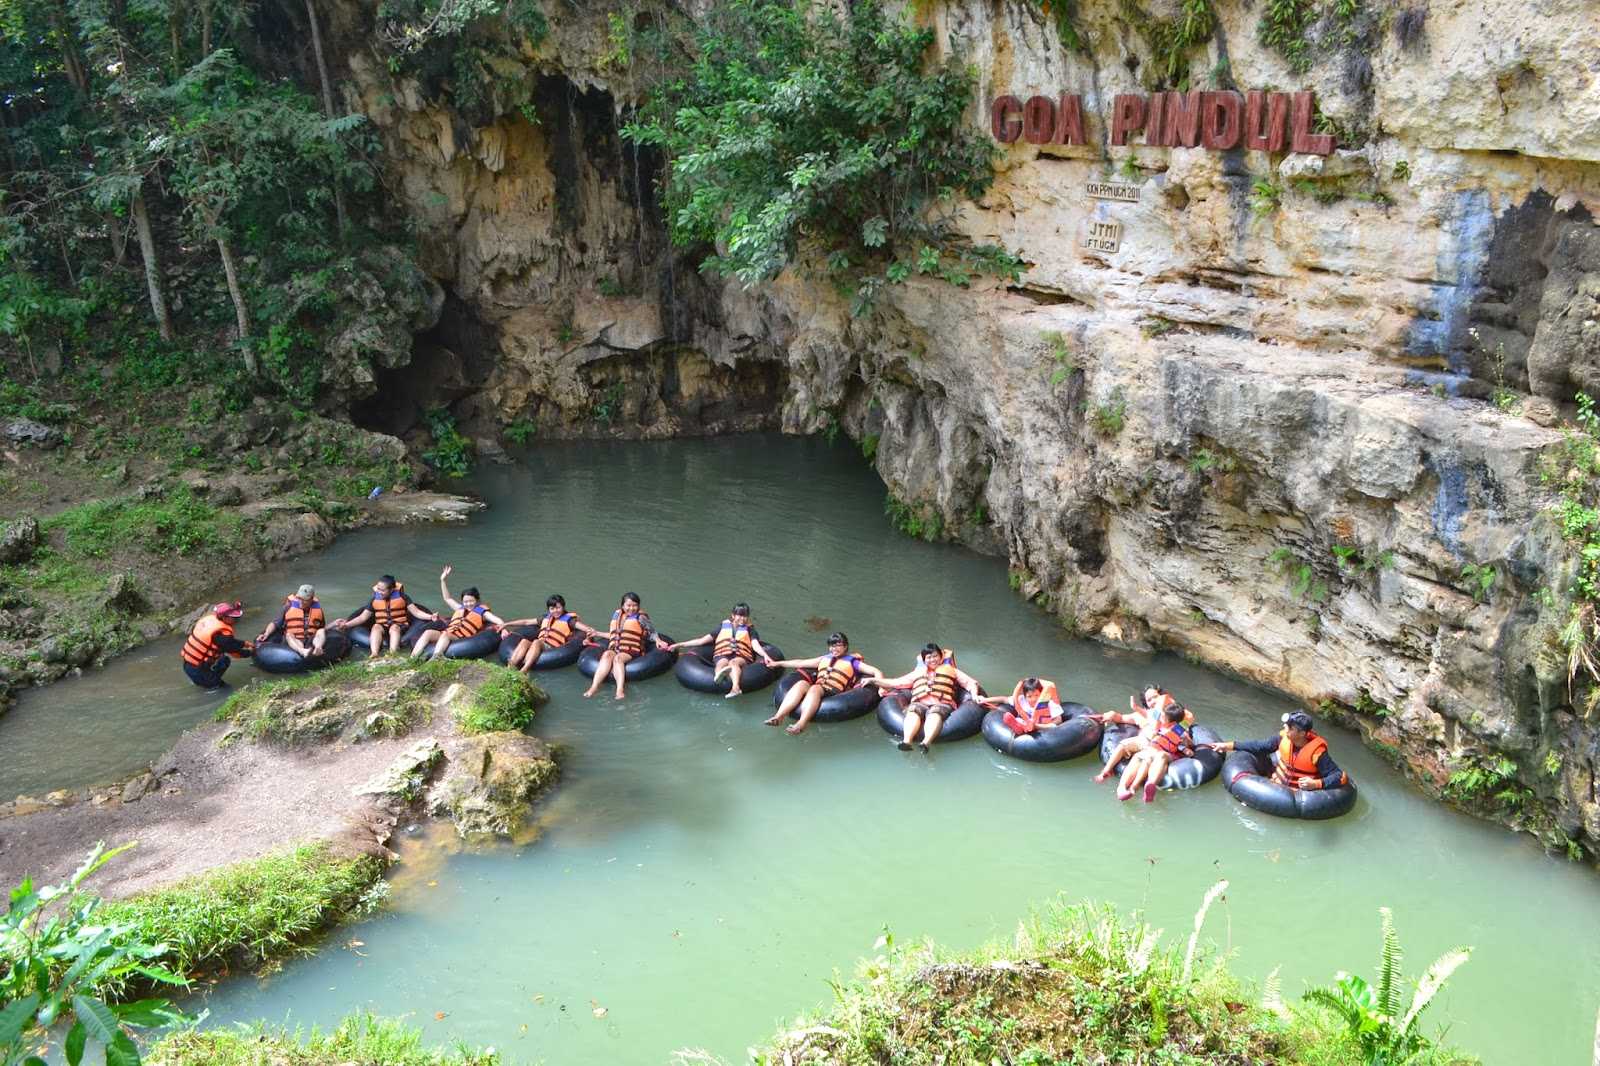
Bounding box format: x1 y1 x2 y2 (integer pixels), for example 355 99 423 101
1 845 189 1066
623 0 1021 313
884 493 943 542
421 408 473 478
100 845 384 996
455 670 542 734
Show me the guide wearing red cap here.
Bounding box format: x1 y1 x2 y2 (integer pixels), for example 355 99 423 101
181 601 253 690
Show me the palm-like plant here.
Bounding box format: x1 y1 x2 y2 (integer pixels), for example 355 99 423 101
1302 907 1471 1066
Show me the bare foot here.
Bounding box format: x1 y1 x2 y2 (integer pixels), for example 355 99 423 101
785 723 807 735
583 688 597 699
763 715 783 726
1117 788 1134 801
614 690 626 701
1092 770 1112 782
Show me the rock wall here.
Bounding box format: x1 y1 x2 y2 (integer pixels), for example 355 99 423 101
322 0 1600 856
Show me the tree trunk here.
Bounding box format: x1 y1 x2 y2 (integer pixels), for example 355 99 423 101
108 214 128 265
49 0 89 99
200 0 213 56
303 0 348 233
130 190 174 340
215 235 253 357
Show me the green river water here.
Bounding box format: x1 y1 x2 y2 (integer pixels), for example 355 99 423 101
1 435 1595 1064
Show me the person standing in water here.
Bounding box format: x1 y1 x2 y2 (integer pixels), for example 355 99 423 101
669 602 774 698
180 601 253 689
869 644 981 751
411 565 507 660
499 594 596 673
583 591 669 700
763 632 883 733
256 583 328 660
334 575 435 658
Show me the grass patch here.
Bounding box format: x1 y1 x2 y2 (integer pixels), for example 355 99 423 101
216 658 465 739
149 1012 502 1065
47 485 233 558
454 669 544 735
99 843 385 998
743 891 1476 1066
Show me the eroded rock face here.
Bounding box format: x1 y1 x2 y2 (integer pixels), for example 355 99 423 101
326 0 1600 857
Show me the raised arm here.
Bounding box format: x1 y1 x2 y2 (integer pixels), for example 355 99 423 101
439 566 463 611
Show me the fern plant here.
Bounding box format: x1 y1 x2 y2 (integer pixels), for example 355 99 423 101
1301 907 1471 1066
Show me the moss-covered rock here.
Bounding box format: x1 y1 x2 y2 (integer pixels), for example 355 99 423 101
430 731 557 837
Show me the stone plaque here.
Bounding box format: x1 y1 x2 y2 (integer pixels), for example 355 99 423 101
1082 220 1122 255
1085 181 1141 203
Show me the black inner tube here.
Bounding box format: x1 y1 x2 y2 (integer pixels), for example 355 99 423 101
673 642 784 694
577 634 677 681
876 690 986 743
497 625 585 669
1222 749 1358 819
981 701 1103 762
252 627 352 673
769 669 881 723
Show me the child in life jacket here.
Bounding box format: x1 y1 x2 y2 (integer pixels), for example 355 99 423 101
1117 702 1196 803
1091 685 1193 784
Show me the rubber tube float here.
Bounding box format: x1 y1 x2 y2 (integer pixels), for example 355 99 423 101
1099 723 1225 790
440 624 502 660
496 625 585 670
252 628 352 674
1222 749 1358 818
674 643 785 694
876 690 986 743
982 702 1103 762
345 614 432 646
577 633 677 681
769 669 882 723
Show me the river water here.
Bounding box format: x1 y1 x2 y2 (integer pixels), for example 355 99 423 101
1 435 1595 1064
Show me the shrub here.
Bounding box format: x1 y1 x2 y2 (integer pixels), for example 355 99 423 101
421 408 473 478
49 487 226 559
1 846 189 1066
149 1013 501 1066
455 670 542 734
100 844 384 995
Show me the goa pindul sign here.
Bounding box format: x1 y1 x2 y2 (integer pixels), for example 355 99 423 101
991 91 1337 156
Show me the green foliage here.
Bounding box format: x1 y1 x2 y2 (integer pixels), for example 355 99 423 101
48 487 228 559
590 382 625 426
503 417 537 445
1267 546 1330 604
421 408 473 478
1258 0 1317 71
623 0 1021 312
1302 908 1471 1066
1459 563 1496 604
0 845 189 1066
151 1013 502 1066
1544 751 1562 777
1088 390 1127 437
1119 0 1217 86
100 845 384 996
1043 330 1078 386
1140 315 1178 338
455 670 542 734
884 494 943 542
859 432 879 462
1251 178 1283 216
1444 756 1530 811
1025 0 1085 52
1392 160 1411 181
1332 546 1395 574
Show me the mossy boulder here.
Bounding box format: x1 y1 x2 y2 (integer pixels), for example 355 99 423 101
430 732 557 838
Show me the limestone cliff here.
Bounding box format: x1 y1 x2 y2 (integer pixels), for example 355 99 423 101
311 0 1599 857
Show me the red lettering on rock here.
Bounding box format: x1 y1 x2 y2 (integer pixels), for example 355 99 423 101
1054 92 1086 145
1164 91 1203 148
1290 91 1336 155
991 95 1023 143
1023 95 1056 144
1200 91 1244 149
1110 94 1147 146
1244 91 1290 152
1144 92 1166 146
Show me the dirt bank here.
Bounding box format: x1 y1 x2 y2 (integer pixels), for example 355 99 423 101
0 659 554 897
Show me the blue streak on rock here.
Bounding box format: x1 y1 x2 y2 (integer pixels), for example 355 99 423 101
1406 189 1494 373
1429 455 1470 557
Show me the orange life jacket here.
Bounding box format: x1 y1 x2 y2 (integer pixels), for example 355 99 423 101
447 603 490 638
912 661 962 707
1273 728 1345 786
182 615 235 669
608 609 647 656
1150 721 1194 758
1010 679 1062 727
371 585 410 627
538 611 578 644
282 596 325 640
713 620 754 662
814 653 862 694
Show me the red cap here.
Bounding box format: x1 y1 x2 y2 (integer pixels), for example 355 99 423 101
213 601 244 619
